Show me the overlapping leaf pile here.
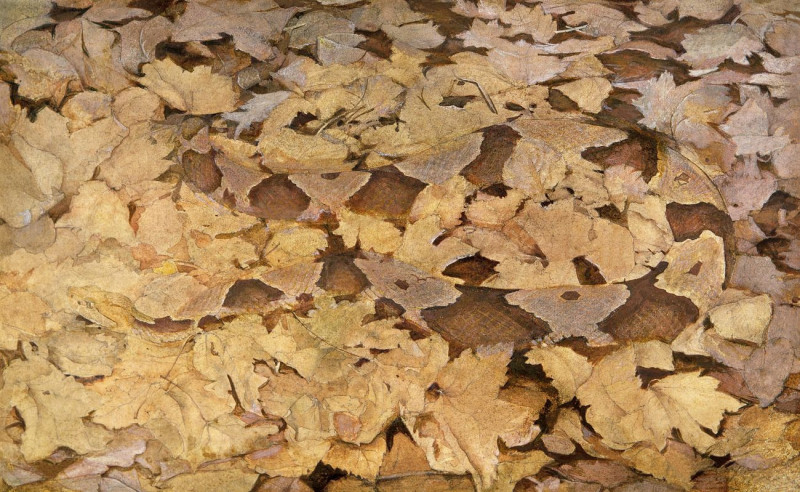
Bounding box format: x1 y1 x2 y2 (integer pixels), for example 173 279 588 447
1 0 799 490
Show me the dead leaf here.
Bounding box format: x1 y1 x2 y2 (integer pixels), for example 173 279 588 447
139 58 238 114
0 355 111 461
404 345 542 489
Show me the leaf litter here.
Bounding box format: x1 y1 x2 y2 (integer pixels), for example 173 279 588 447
1 0 800 490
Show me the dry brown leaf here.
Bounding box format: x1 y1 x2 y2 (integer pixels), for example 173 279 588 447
555 77 613 113
512 200 636 283
577 345 743 452
0 355 111 461
2 0 798 488
680 24 763 71
404 345 542 489
382 21 445 49
258 128 352 174
622 440 711 489
0 290 54 350
139 58 238 114
395 216 478 277
173 0 295 60
707 290 772 344
334 209 402 254
525 345 592 401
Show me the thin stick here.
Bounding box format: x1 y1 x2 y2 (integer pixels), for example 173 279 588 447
290 312 374 362
455 76 497 114
554 24 588 34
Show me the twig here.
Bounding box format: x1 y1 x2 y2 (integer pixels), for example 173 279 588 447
554 24 589 34
455 76 497 114
290 312 375 362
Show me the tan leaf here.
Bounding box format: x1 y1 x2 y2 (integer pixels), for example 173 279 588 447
58 181 135 243
334 209 403 254
258 128 352 174
192 315 273 413
622 440 711 489
680 24 763 70
157 468 260 492
0 356 111 461
173 1 295 60
355 253 462 314
139 58 238 114
708 291 772 344
382 21 445 49
409 176 472 229
555 77 612 113
404 346 542 489
323 436 387 480
395 216 478 277
0 290 54 350
525 345 592 401
577 346 743 452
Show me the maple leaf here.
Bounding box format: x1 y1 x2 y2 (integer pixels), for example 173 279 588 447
403 345 543 490
576 345 743 452
139 58 238 115
680 24 763 71
173 0 296 61
525 345 592 401
395 215 478 277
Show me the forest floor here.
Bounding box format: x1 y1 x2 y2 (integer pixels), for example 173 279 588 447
1 0 800 490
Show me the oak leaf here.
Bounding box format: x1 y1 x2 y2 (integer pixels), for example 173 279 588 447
173 0 295 60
